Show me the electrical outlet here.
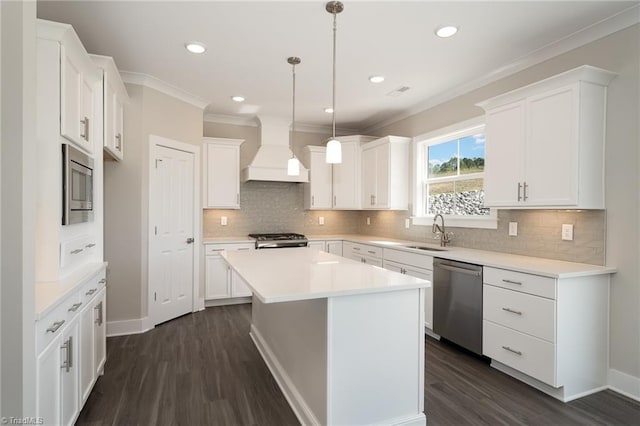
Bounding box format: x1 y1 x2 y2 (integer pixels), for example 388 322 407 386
366 217 371 225
319 216 325 225
405 218 410 229
221 216 228 226
562 224 574 241
509 222 518 236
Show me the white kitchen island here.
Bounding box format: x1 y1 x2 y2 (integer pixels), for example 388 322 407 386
222 247 430 426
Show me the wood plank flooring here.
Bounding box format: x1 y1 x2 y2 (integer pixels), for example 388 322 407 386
77 304 640 425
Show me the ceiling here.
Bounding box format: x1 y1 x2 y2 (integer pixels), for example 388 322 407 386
37 1 638 132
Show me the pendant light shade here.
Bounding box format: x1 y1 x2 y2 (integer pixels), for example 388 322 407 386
325 1 344 164
287 56 301 176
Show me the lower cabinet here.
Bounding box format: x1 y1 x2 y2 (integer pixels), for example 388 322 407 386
36 266 106 426
307 240 326 251
326 240 343 256
205 243 253 301
343 241 383 266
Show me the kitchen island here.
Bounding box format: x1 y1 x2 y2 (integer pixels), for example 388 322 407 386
222 247 430 426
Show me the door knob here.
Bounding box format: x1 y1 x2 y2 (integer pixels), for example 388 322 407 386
186 238 195 244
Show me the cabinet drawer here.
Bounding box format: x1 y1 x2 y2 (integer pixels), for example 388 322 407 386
37 298 74 353
80 272 105 306
349 242 382 258
483 285 555 342
383 248 433 270
483 320 556 387
484 267 556 299
205 243 253 255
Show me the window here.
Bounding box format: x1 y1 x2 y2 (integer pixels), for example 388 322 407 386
413 118 496 229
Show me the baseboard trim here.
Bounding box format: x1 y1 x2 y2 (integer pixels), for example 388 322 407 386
106 317 154 337
250 325 321 426
609 369 640 402
205 297 251 307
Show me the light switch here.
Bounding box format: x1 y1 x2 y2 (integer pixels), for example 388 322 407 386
405 218 410 229
367 217 371 225
221 216 228 226
319 216 325 225
509 222 518 236
562 224 573 241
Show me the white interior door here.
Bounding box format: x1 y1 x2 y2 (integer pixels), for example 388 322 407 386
150 143 195 325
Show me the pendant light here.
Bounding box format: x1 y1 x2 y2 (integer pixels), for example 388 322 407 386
325 1 344 164
287 56 301 176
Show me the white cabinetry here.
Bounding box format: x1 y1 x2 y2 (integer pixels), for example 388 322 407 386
361 136 410 210
478 65 616 209
326 240 343 256
205 243 253 301
36 266 106 426
203 138 244 209
307 240 327 251
482 266 610 401
343 241 383 267
303 146 333 210
333 136 376 209
91 55 129 161
383 249 434 331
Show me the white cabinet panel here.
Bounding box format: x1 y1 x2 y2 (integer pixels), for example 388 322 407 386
307 241 326 251
231 270 253 297
361 136 410 210
326 240 343 256
203 138 244 209
37 337 62 426
79 302 95 403
383 257 433 330
205 254 230 299
484 267 556 299
60 320 79 426
93 289 106 376
303 146 333 209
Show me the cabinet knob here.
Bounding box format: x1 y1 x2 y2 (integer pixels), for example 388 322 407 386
186 238 195 244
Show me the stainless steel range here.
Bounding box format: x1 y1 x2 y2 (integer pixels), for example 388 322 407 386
248 233 309 249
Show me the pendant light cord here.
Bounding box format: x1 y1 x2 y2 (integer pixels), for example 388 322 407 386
292 61 296 156
331 10 337 140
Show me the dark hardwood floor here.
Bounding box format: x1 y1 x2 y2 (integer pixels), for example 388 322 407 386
77 304 640 426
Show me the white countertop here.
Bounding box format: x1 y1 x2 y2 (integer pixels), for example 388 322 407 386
35 262 107 320
206 234 616 279
222 247 430 304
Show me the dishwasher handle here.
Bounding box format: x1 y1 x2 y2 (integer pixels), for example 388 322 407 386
435 262 482 277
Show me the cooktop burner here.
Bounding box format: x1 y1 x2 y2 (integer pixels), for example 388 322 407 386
248 233 308 249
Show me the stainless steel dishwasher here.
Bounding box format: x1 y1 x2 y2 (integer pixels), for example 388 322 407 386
433 258 483 355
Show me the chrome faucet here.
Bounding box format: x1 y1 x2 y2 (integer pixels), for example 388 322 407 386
432 214 451 247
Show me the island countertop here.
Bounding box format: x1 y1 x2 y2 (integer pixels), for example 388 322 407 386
221 247 430 304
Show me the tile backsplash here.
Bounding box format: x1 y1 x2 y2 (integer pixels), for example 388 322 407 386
202 182 606 265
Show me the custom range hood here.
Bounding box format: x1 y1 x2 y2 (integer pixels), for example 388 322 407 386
241 115 309 182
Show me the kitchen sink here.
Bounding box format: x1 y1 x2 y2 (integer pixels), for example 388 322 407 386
403 245 448 252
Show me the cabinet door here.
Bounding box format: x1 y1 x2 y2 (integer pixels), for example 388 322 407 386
326 241 343 256
231 269 252 297
79 75 95 153
374 144 390 208
308 241 326 251
333 142 359 209
94 290 106 376
37 337 62 426
205 144 240 208
103 78 116 153
404 266 433 330
205 255 231 299
60 45 83 146
525 85 578 206
361 147 377 209
484 101 525 207
308 151 333 209
363 255 383 267
79 303 95 404
114 95 124 158
60 320 79 426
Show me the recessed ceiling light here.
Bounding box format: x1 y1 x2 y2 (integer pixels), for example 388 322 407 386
435 26 458 38
324 107 334 113
369 75 385 83
231 96 245 102
185 41 207 54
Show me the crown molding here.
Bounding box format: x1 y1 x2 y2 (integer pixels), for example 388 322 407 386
120 71 209 110
204 113 359 135
362 4 640 134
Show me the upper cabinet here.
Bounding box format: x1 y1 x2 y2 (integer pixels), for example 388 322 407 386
203 138 244 209
478 65 616 209
39 21 103 155
361 136 411 210
91 55 129 161
303 146 333 210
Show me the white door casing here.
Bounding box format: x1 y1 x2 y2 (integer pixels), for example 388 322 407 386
149 135 201 326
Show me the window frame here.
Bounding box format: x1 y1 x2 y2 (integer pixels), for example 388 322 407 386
412 116 497 229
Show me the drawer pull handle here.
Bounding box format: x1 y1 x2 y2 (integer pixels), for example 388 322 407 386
46 320 65 334
367 250 376 255
85 243 96 248
99 278 106 284
502 307 522 315
70 249 84 255
502 279 522 285
210 248 224 252
502 346 522 356
237 248 250 251
68 302 83 312
353 247 361 251
86 288 97 296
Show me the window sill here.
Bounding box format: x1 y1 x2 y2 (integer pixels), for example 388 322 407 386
411 215 498 229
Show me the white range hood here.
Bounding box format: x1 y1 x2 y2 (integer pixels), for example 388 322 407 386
241 116 309 183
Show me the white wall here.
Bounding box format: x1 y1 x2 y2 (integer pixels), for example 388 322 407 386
0 0 37 417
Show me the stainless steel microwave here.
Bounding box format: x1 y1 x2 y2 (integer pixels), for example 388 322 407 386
62 144 94 225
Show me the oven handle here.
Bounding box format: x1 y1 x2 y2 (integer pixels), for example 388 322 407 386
436 263 482 277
